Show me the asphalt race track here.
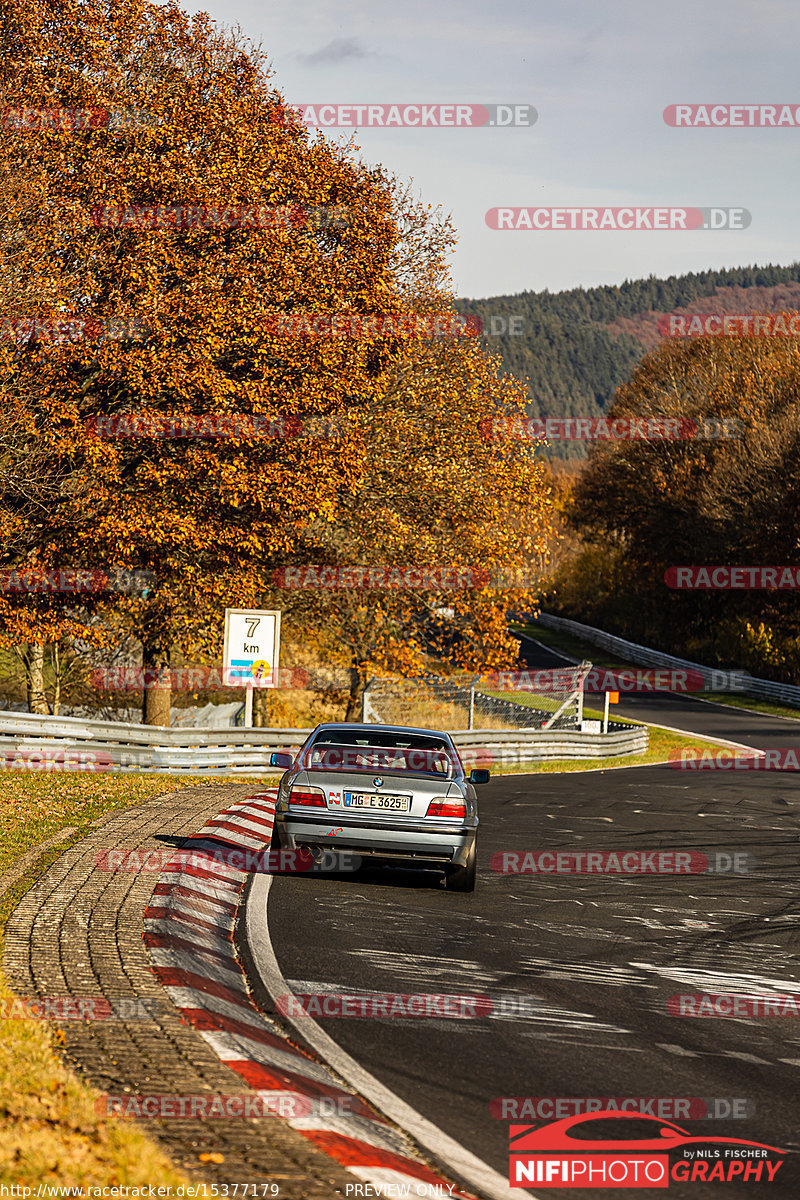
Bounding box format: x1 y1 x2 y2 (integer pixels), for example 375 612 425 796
261 696 800 1199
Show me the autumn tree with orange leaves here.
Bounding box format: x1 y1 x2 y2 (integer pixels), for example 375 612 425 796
0 129 103 711
561 326 800 676
266 330 554 718
0 0 405 721
0 0 555 722
258 185 554 719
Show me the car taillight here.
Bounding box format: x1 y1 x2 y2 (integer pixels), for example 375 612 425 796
425 798 466 819
289 786 326 807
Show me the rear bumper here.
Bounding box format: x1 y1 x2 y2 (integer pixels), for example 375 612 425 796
275 810 477 868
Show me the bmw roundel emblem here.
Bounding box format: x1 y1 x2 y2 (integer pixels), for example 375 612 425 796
373 777 383 787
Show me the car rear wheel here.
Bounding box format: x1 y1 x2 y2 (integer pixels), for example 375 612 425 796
268 815 282 852
443 838 477 892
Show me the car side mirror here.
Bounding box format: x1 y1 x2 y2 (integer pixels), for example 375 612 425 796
469 768 490 784
270 752 294 769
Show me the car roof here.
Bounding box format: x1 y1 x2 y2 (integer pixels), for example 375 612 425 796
311 722 454 739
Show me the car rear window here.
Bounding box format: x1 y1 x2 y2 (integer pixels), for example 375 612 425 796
304 735 456 777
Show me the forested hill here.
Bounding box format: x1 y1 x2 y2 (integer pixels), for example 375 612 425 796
456 263 800 458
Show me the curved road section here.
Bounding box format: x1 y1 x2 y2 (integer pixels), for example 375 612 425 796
253 696 800 1199
142 792 489 1199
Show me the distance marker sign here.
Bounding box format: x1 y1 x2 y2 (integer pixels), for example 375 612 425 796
222 609 281 688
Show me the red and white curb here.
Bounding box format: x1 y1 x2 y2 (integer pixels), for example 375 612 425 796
143 792 479 1198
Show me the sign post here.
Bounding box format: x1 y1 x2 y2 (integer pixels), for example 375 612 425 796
603 690 619 735
223 609 281 727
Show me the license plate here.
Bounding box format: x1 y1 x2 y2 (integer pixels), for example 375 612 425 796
343 791 411 812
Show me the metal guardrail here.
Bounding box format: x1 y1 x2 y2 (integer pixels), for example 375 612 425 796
0 709 647 773
0 711 301 745
0 711 309 775
451 725 647 763
536 613 800 708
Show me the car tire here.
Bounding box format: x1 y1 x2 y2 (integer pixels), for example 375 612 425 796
444 838 477 892
268 814 282 852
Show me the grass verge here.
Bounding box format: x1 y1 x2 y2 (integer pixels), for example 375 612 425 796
694 692 800 721
0 771 280 1189
480 689 611 720
511 619 632 669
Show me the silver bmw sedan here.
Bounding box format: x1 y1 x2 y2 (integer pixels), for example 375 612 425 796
270 722 488 891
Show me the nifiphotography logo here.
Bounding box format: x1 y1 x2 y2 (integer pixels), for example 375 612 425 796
508 1111 785 1187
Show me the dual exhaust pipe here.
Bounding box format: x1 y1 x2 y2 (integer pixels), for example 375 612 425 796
297 843 326 863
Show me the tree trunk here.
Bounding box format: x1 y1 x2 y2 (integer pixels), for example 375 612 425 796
142 637 171 726
24 642 50 714
253 689 269 727
344 668 368 722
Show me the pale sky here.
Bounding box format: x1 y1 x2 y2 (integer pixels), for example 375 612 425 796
178 0 800 298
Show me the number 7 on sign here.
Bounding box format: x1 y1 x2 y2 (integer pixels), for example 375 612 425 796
245 618 260 638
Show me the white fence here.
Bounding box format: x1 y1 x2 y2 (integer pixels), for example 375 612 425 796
0 708 647 774
536 613 800 708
